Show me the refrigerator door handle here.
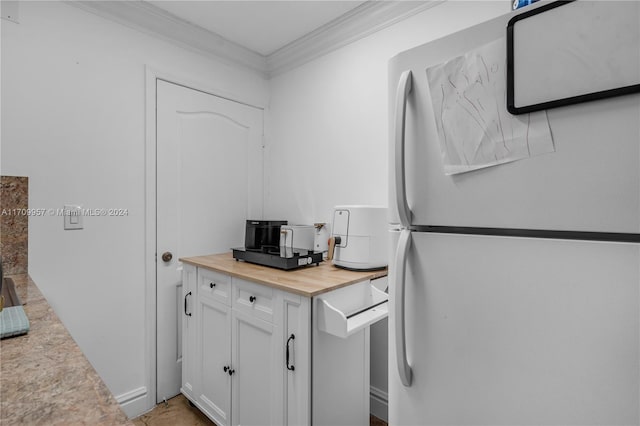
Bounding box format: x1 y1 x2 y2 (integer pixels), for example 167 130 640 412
394 229 413 387
394 70 413 228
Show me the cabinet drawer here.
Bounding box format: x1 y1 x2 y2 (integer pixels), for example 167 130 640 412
233 278 276 323
199 269 231 306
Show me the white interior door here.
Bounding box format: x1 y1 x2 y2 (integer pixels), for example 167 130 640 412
156 79 263 402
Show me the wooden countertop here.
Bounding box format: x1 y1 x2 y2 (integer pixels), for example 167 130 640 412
180 252 388 297
0 274 132 425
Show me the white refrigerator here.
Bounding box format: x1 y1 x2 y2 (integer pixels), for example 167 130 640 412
388 2 640 425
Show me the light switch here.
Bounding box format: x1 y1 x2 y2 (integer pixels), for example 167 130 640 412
64 205 83 230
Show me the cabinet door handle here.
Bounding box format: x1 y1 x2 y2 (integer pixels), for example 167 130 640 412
184 291 192 317
249 295 256 303
210 282 216 288
223 365 235 376
286 334 295 371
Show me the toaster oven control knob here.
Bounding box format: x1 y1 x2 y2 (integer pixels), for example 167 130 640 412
161 252 173 262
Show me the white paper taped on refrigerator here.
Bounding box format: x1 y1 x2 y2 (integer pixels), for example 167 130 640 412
426 37 555 175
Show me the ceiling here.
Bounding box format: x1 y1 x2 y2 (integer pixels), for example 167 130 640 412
147 1 368 56
72 0 437 75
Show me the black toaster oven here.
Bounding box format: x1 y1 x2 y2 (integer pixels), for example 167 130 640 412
244 220 287 251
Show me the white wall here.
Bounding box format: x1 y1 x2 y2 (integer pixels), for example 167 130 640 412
1 1 268 417
266 1 510 225
266 1 511 420
2 0 512 420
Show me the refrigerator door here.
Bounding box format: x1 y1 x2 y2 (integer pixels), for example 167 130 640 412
389 4 640 234
389 230 639 425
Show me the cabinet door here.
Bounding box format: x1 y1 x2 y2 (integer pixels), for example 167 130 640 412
198 296 232 426
283 292 311 426
181 265 197 400
232 310 283 426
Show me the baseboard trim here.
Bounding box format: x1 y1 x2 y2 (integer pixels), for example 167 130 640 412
370 385 388 422
115 386 149 419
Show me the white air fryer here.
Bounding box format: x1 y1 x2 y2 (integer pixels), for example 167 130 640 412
328 205 388 270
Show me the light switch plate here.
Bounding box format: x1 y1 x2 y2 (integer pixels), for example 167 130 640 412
64 205 83 230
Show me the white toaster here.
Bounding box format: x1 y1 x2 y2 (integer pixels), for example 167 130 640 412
279 224 315 251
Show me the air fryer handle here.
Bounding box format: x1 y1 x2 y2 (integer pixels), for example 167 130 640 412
327 236 341 261
394 229 413 387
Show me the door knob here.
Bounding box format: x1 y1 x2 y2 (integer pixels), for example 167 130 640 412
161 252 173 262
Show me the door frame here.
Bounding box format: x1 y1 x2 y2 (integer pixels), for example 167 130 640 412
143 65 265 415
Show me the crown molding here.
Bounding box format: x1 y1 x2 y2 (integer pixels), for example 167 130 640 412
266 1 441 77
67 1 268 75
67 1 440 78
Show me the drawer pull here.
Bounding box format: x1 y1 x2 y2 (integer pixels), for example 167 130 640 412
286 334 295 371
249 295 256 303
184 291 192 317
210 282 216 288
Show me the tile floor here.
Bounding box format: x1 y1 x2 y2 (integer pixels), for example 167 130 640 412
132 394 388 426
132 394 214 426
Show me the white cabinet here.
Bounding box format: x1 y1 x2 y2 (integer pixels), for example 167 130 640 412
182 266 303 426
182 262 383 426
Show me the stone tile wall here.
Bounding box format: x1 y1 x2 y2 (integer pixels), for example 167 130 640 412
1 176 28 274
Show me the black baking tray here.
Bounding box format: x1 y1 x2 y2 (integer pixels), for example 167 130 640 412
232 248 323 270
